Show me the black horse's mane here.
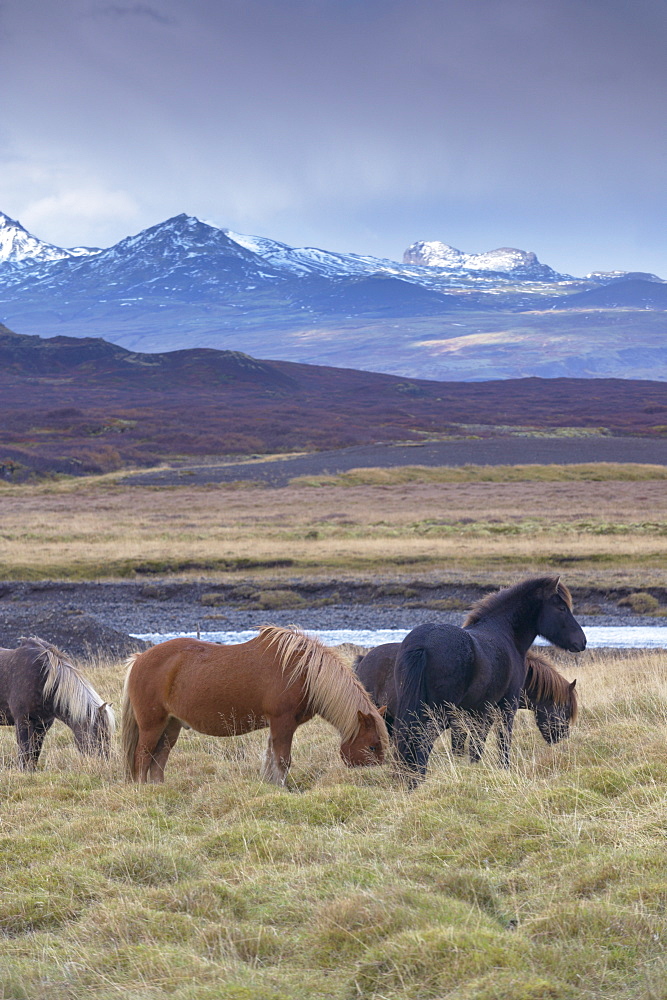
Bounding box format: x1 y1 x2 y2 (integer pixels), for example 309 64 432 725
523 651 578 719
463 576 573 628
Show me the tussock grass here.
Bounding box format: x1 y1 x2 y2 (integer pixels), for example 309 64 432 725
1 649 667 998
290 461 667 488
1 475 666 586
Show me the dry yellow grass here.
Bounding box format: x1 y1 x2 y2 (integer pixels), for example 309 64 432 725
290 461 667 487
1 647 666 999
0 469 666 586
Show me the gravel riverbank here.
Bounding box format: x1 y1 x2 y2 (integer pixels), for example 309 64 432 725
1 579 664 658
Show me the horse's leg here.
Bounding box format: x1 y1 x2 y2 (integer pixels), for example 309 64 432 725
261 715 296 786
496 704 516 770
468 711 493 763
29 717 53 767
15 716 53 770
394 715 435 786
134 716 171 783
148 717 182 783
261 734 275 781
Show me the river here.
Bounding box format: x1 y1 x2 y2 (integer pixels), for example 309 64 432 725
133 626 667 650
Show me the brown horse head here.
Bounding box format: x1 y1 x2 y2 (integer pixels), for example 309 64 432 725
522 651 578 744
340 709 388 767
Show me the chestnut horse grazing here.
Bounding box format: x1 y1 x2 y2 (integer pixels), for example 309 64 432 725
122 625 389 785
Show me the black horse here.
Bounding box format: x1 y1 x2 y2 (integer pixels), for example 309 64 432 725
355 642 402 735
0 636 115 769
390 576 585 781
356 641 577 761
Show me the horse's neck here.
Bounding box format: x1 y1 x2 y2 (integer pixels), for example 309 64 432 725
51 701 81 731
45 668 96 731
470 610 538 657
512 624 540 657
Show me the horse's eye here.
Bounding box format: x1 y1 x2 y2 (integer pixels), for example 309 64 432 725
368 744 378 753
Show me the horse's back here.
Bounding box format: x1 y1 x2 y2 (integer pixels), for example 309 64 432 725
461 621 528 707
0 639 51 720
355 643 400 711
396 623 476 709
127 635 304 736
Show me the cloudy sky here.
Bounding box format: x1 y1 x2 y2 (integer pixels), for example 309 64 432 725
1 0 666 275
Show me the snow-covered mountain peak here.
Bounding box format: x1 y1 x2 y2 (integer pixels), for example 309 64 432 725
0 210 100 265
107 214 259 261
224 227 405 279
403 241 465 267
403 239 560 279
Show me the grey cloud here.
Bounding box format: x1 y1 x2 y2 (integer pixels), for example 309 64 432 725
93 4 174 24
1 0 665 276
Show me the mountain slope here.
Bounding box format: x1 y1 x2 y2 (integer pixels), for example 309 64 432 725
1 326 665 480
0 211 99 266
0 212 666 381
557 279 667 309
1 214 281 300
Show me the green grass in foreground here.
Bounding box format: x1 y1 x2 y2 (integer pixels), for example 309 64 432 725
290 462 667 487
1 650 667 999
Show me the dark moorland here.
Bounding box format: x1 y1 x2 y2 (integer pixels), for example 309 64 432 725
1 326 666 479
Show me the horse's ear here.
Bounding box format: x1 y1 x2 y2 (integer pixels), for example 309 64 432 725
98 702 111 712
569 679 577 691
378 705 387 718
546 576 560 595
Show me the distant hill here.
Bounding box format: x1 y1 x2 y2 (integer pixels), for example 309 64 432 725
288 274 458 316
1 212 666 381
0 324 295 388
557 279 667 310
1 328 665 480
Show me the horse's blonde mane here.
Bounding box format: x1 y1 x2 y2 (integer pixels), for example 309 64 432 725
524 650 578 720
23 636 116 731
463 576 573 627
257 625 388 750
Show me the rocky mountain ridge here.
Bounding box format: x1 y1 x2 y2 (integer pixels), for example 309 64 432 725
0 210 631 291
1 211 666 381
402 240 561 280
0 211 100 266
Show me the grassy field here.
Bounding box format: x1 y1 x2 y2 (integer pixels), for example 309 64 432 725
0 463 666 590
2 461 667 998
1 648 666 999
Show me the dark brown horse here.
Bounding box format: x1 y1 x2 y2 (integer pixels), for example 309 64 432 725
0 636 115 769
391 576 585 780
122 625 389 785
355 642 577 760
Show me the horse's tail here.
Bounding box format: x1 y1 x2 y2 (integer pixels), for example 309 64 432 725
121 654 140 781
393 644 430 778
395 645 428 719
